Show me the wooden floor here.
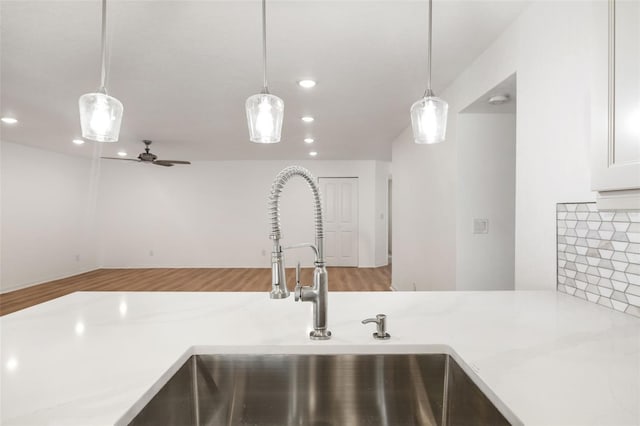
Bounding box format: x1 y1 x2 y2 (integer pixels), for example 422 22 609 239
0 266 391 316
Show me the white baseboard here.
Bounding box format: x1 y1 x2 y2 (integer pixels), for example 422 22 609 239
98 265 271 269
1 267 98 294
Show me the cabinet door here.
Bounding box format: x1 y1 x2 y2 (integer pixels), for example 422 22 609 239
591 0 640 203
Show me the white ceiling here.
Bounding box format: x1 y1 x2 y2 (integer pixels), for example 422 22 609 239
0 0 528 161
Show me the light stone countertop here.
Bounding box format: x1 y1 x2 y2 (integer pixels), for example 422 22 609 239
1 291 639 425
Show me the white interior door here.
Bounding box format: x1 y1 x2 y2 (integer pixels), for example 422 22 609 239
319 178 358 267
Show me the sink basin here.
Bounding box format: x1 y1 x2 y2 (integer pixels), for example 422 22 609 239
128 353 515 426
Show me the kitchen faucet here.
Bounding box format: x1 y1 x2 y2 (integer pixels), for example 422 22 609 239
268 166 331 340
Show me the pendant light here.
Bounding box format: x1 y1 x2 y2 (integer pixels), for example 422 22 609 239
410 0 448 144
78 0 123 143
246 0 284 144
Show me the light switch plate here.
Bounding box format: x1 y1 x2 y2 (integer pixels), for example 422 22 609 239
473 218 489 234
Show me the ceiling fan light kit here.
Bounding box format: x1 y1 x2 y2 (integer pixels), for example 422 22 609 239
410 0 448 145
78 0 123 143
246 0 284 144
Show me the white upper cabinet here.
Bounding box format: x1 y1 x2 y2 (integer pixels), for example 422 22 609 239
592 0 640 209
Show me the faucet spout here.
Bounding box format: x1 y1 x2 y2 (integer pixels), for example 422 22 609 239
267 166 331 340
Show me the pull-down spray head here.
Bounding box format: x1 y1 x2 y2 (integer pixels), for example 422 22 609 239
270 242 289 299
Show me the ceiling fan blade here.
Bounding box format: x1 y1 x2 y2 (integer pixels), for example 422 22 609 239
153 160 174 167
101 157 141 162
158 160 191 165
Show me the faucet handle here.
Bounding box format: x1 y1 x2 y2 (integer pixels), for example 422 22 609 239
361 314 391 340
294 261 302 301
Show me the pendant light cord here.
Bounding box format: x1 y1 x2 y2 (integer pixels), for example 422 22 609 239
99 0 107 92
262 0 269 93
426 0 433 96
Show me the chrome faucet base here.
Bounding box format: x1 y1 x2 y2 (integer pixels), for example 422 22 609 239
310 329 332 340
372 332 391 340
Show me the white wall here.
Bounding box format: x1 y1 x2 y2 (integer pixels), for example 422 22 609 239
1 141 98 292
97 160 389 269
456 113 516 291
391 124 457 291
392 1 597 291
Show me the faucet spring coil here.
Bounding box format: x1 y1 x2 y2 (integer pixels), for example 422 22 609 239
268 166 324 241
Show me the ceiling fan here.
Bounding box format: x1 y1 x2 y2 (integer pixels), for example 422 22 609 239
102 140 191 167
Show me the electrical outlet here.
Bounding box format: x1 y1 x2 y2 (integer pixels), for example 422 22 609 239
75 255 80 262
149 250 154 257
261 249 266 256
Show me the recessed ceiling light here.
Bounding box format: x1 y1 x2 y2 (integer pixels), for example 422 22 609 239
6 357 18 372
309 151 318 157
72 139 85 145
1 117 18 125
304 138 314 144
301 116 314 123
74 321 85 336
298 80 316 88
117 151 127 157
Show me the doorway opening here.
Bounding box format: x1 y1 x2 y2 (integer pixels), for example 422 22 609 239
388 177 392 264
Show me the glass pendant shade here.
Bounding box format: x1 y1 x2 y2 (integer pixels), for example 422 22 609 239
410 95 448 144
79 92 123 142
246 93 284 143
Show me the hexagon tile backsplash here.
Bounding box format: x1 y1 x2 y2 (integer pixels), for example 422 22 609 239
557 203 640 318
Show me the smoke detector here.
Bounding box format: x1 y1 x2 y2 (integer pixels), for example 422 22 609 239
488 94 510 105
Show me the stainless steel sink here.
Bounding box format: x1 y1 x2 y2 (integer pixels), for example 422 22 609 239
128 353 516 426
